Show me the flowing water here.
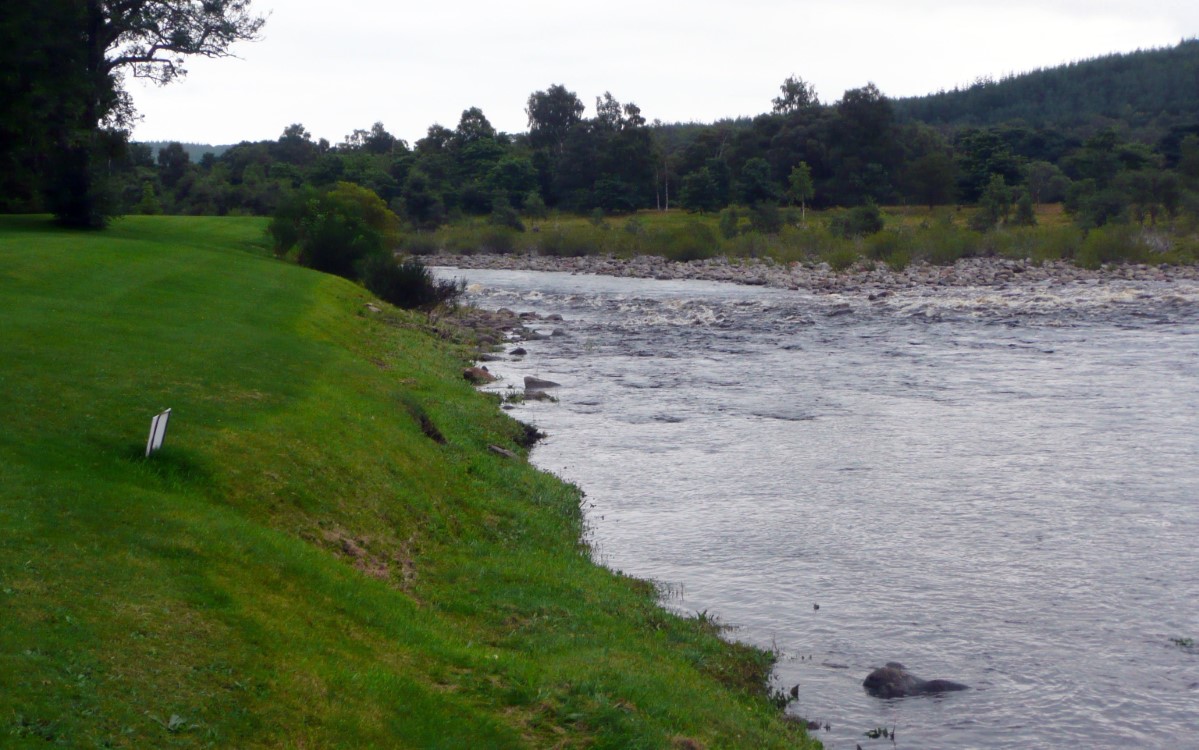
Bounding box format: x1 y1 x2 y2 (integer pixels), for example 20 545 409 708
439 267 1199 750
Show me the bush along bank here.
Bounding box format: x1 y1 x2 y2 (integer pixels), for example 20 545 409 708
409 204 1199 273
0 215 816 749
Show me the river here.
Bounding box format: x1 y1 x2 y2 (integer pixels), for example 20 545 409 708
439 266 1199 750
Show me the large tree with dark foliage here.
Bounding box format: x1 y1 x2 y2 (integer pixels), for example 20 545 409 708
0 2 91 213
11 1 265 227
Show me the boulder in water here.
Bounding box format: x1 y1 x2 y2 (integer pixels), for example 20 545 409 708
863 663 968 699
463 366 497 384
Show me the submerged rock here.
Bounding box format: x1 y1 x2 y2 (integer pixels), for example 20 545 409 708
524 376 560 390
862 662 968 699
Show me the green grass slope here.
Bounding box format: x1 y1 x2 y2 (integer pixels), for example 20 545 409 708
0 216 815 749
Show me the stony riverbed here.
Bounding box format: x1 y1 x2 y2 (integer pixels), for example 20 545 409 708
428 252 1199 295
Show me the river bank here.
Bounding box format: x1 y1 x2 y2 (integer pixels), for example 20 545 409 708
430 252 1199 295
0 216 816 749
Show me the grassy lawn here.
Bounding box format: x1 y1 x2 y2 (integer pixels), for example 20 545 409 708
0 215 814 748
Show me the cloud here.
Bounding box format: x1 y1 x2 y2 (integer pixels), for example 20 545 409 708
128 0 1196 144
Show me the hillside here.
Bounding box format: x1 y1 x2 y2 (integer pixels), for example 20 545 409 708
894 39 1199 140
0 216 815 748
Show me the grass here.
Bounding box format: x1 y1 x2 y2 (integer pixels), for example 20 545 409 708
0 215 816 748
415 204 1198 269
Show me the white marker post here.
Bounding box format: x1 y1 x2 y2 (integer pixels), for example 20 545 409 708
146 408 172 457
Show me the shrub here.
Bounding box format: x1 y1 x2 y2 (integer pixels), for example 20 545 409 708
883 247 912 271
401 233 440 256
821 245 859 271
830 203 884 238
748 203 783 235
1035 226 1083 262
523 192 548 220
270 183 402 279
1075 224 1150 268
864 229 904 260
726 231 769 259
1013 190 1037 226
359 255 465 310
478 228 518 255
300 210 384 278
968 175 1013 231
489 195 525 232
268 187 317 256
772 223 843 263
920 223 979 265
718 207 742 239
657 221 719 262
539 228 601 257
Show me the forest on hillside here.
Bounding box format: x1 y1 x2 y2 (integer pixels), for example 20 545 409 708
894 39 1199 139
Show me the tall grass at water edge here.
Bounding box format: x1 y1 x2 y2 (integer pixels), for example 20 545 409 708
410 206 1199 269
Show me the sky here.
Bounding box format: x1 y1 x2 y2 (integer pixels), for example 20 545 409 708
128 0 1199 147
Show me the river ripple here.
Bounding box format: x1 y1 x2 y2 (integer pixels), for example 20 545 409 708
440 268 1199 750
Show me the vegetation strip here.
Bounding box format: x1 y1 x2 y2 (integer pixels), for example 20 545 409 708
0 215 816 748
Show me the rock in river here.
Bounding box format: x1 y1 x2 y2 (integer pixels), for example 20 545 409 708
463 366 497 384
862 663 968 699
524 376 560 390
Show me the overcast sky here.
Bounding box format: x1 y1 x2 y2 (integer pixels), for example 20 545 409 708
128 0 1198 146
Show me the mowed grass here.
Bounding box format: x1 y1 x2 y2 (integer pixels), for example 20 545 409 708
0 216 815 749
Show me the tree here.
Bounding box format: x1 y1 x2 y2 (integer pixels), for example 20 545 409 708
680 169 722 213
402 169 447 230
787 162 814 220
954 128 1020 203
905 151 957 209
738 157 780 206
0 1 90 212
454 108 498 147
486 156 538 208
526 84 585 152
1176 134 1199 188
157 142 191 190
595 92 624 131
1023 160 1071 204
47 0 265 227
343 122 404 155
525 84 586 206
829 83 900 204
1012 190 1037 226
275 124 319 166
970 174 1014 231
772 75 819 115
1120 169 1181 226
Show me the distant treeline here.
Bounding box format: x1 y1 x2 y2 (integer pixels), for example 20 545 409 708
5 41 1199 232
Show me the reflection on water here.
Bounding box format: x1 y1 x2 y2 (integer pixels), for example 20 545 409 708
442 267 1199 750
